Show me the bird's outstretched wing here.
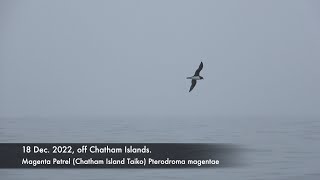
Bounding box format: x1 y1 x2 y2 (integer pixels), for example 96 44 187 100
189 80 197 92
194 62 203 76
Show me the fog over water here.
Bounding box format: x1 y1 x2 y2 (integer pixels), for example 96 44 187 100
1 0 320 179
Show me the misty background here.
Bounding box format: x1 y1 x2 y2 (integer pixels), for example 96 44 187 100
1 1 320 179
1 0 320 119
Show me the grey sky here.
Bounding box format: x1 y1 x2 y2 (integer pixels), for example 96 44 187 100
1 0 320 118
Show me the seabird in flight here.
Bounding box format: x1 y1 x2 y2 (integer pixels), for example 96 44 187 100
187 62 204 92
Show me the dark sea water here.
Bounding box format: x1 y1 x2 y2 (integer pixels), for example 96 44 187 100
0 117 320 180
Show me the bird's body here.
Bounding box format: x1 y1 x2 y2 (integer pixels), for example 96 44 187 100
187 76 203 80
187 62 204 92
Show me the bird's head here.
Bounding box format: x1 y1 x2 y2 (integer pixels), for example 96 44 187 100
200 76 204 80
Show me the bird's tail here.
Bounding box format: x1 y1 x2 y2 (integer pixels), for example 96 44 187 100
186 77 192 79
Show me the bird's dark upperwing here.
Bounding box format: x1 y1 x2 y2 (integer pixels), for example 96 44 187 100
194 62 203 76
189 80 197 92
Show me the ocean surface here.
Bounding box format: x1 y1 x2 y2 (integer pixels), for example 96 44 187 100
0 117 319 180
